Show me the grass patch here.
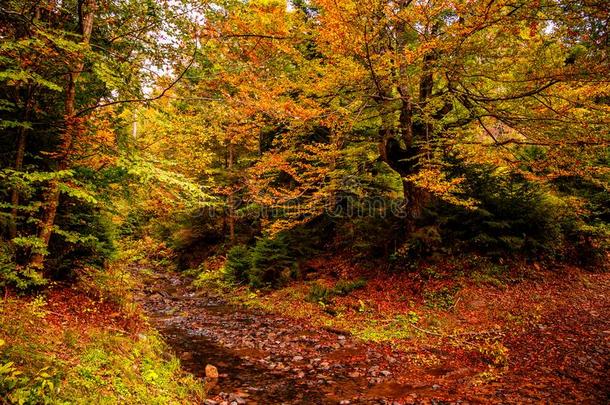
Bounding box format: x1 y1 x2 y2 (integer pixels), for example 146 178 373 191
423 286 459 310
351 312 420 342
470 261 510 288
0 291 203 404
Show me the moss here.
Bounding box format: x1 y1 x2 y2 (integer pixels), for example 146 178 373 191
351 314 419 342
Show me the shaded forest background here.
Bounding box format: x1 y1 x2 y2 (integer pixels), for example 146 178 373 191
1 0 608 290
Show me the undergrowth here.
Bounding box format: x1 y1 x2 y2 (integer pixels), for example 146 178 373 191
0 251 204 404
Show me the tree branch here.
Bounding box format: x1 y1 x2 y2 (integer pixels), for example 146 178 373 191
75 41 198 116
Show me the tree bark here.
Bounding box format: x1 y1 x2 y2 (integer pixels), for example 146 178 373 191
29 0 96 269
9 91 32 239
227 142 236 244
402 178 431 228
377 29 437 228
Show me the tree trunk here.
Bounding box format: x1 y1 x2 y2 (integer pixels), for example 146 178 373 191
29 0 96 269
227 142 236 244
379 94 435 230
9 95 31 239
402 178 431 228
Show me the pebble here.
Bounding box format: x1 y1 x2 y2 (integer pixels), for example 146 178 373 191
205 364 219 379
228 394 246 404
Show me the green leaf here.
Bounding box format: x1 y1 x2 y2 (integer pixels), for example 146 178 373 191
58 183 98 204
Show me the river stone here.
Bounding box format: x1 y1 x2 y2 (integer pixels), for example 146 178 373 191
228 394 246 404
205 364 219 378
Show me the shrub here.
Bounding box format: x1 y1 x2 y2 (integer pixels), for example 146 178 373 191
46 198 117 279
222 234 303 289
393 225 443 262
0 242 46 290
553 175 610 269
563 221 610 270
281 217 331 258
77 266 136 308
424 162 566 258
423 286 459 310
306 278 367 304
223 245 252 284
333 278 367 295
248 235 295 288
306 282 332 304
166 209 228 270
118 207 157 238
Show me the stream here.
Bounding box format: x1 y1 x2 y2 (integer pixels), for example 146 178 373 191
137 272 441 405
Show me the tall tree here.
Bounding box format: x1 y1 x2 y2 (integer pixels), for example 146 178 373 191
312 0 609 222
1 0 200 275
30 0 97 268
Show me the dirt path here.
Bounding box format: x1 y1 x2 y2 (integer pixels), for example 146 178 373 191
137 271 610 404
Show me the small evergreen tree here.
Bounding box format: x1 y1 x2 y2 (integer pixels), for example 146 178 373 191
248 236 294 288
224 245 252 284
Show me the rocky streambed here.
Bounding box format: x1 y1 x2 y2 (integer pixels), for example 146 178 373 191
136 272 443 404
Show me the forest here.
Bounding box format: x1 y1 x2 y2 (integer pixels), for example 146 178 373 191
0 0 609 403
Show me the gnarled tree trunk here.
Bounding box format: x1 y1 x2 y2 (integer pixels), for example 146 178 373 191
374 17 438 231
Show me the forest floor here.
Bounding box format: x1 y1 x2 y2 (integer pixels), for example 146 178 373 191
138 257 610 404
